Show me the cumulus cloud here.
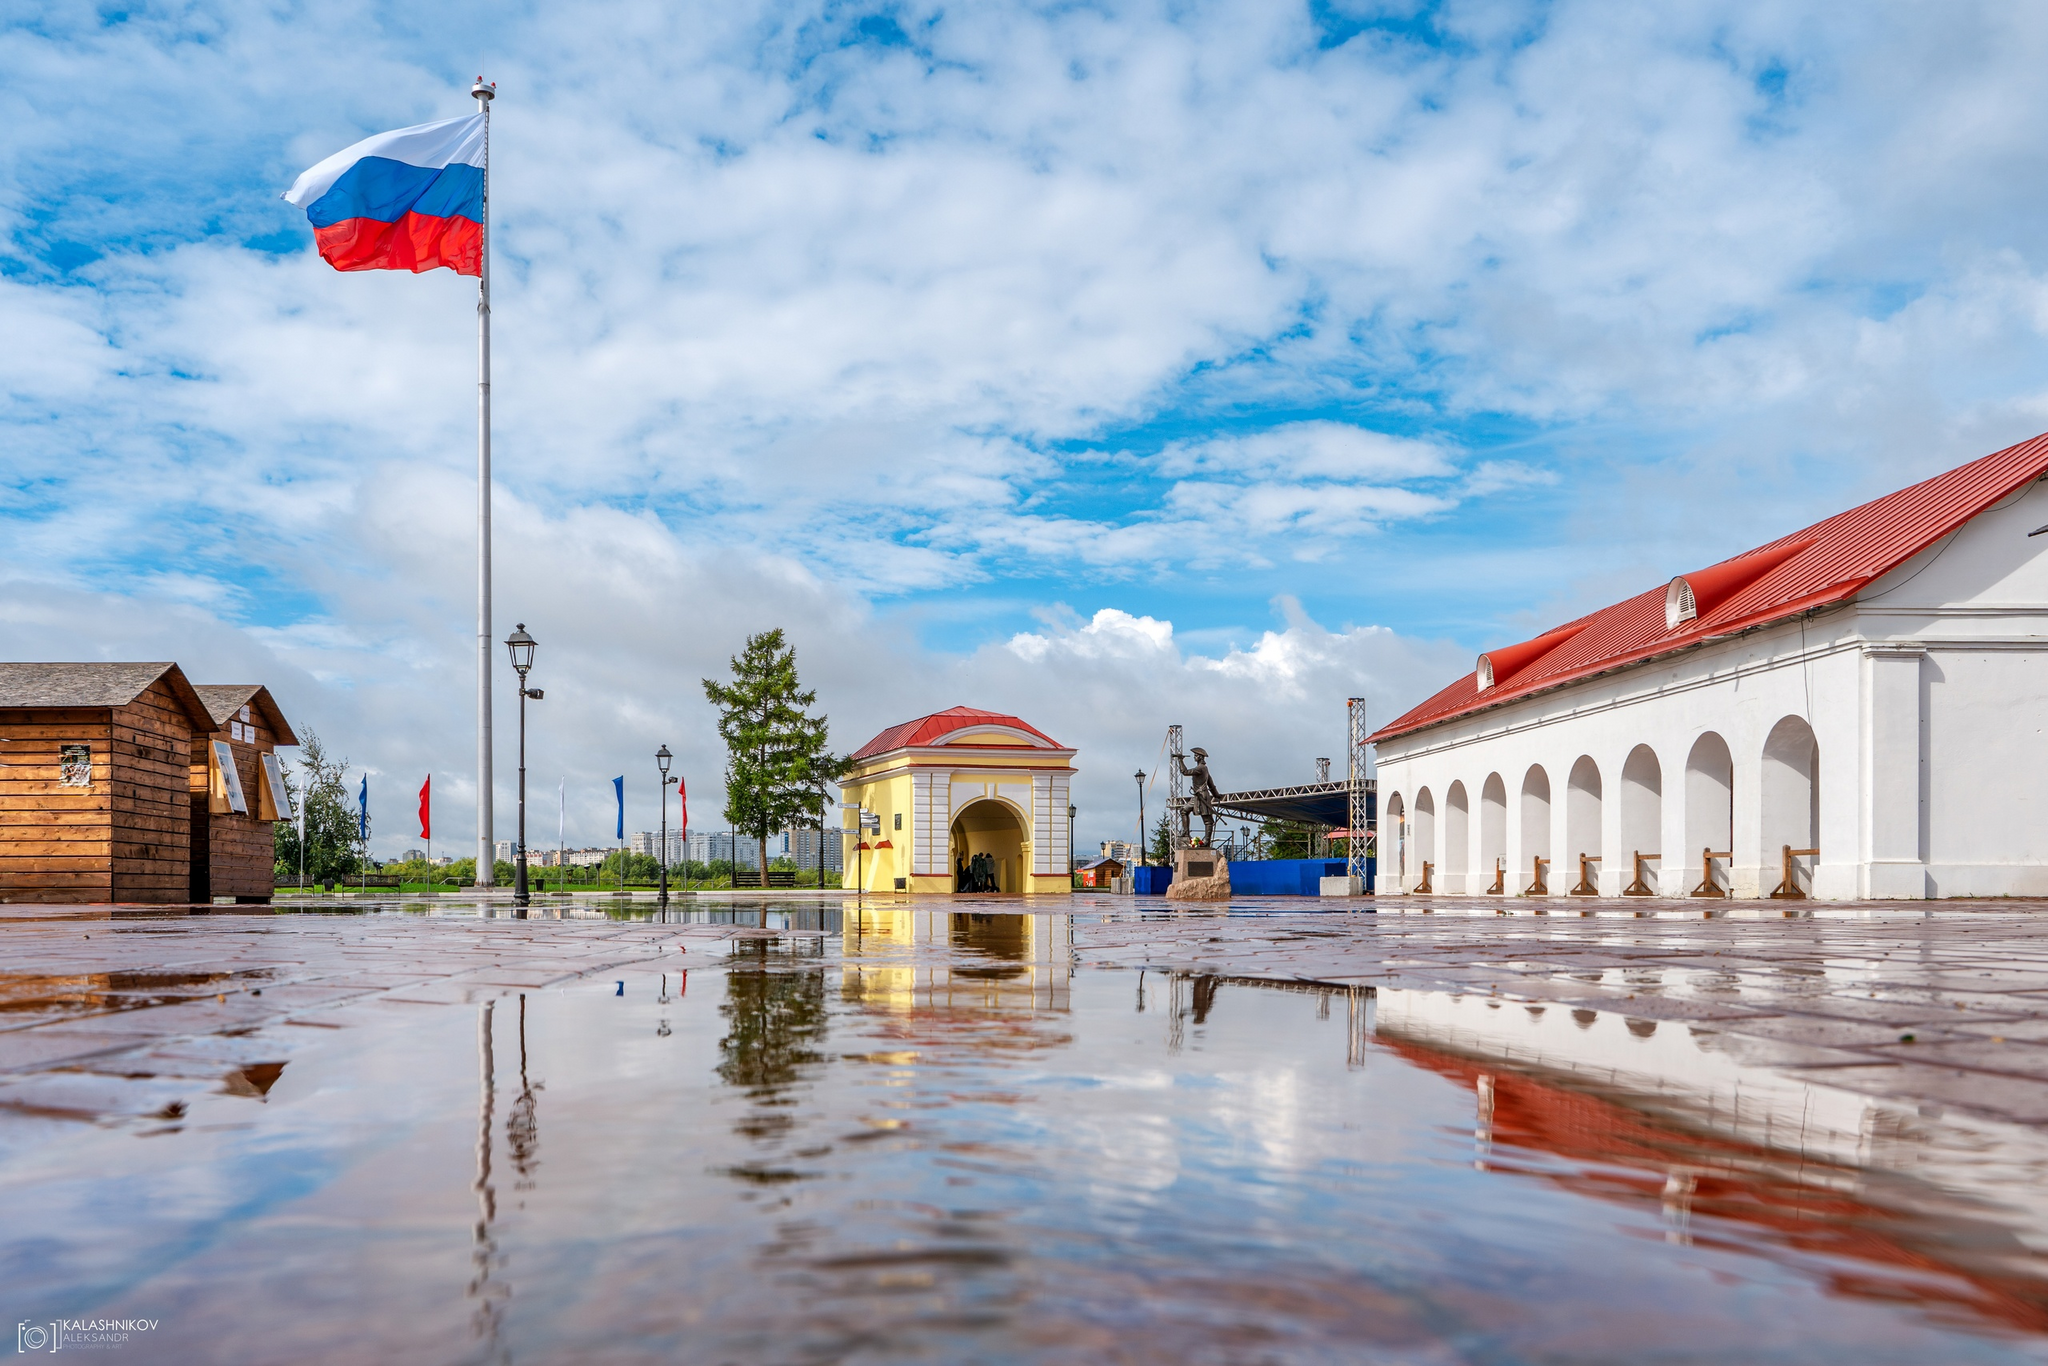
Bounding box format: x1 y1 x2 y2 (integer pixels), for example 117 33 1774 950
11 0 2048 854
0 480 1464 854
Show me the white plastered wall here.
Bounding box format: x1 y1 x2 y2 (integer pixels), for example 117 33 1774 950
1373 474 2048 900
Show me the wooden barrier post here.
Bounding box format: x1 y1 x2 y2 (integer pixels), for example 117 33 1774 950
1486 857 1505 895
1520 855 1549 896
1416 860 1434 894
1569 853 1600 896
1689 847 1730 898
1769 844 1819 900
1622 851 1659 897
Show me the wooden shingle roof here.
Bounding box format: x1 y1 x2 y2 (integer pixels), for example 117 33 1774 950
192 684 300 745
0 662 213 730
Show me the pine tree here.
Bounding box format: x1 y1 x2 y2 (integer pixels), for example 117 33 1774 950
1148 812 1175 865
702 630 838 878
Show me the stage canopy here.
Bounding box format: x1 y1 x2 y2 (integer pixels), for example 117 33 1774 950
1211 780 1374 830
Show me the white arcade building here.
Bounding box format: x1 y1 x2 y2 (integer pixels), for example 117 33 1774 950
1370 432 2048 901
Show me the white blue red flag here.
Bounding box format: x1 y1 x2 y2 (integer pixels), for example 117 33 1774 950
282 114 485 276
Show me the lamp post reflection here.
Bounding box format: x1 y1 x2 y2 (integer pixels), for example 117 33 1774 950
468 995 540 1356
508 993 540 1195
469 1001 505 1351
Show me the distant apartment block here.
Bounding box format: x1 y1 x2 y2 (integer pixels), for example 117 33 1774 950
777 826 844 872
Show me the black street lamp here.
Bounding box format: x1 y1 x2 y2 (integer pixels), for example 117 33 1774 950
1067 803 1077 886
1134 770 1147 866
655 744 672 905
505 624 542 908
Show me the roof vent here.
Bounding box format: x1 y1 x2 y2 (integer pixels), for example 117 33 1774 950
1664 538 1814 633
1665 577 1696 629
1474 621 1591 695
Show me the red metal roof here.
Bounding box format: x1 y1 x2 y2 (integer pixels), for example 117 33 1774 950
1373 431 2048 744
849 705 1065 762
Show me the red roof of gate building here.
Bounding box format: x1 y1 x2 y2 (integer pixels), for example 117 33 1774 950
1371 431 2048 744
849 706 1066 762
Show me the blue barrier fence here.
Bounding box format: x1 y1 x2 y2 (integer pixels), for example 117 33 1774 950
1229 859 1349 895
1129 858 1376 896
1133 864 1174 895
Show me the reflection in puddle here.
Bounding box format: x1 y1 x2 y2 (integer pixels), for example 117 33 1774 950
1375 986 2048 1337
3 926 2048 1363
0 968 273 1019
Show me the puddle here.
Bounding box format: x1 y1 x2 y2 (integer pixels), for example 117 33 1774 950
0 968 274 1020
0 911 2045 1362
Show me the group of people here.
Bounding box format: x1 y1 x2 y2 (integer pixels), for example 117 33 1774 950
955 851 1002 894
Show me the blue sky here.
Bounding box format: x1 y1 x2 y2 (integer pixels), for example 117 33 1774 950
10 0 2048 853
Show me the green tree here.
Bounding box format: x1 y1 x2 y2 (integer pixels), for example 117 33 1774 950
1259 819 1314 860
702 630 839 876
600 850 661 885
1148 812 1175 865
273 730 365 887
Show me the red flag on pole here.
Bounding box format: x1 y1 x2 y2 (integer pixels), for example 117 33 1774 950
677 775 687 832
418 775 432 840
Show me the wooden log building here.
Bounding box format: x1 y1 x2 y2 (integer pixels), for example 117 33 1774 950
189 685 298 905
0 663 217 905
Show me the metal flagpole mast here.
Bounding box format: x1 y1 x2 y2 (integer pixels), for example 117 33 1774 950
472 78 497 886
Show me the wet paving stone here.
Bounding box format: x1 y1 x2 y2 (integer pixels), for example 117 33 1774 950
5 894 2048 1361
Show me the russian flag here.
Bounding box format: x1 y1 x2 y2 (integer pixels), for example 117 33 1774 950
283 114 485 276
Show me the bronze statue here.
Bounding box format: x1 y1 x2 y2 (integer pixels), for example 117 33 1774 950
1177 746 1220 846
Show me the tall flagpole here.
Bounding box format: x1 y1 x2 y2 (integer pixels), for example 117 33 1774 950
472 78 496 886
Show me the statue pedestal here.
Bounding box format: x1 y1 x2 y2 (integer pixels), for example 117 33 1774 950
1167 847 1231 901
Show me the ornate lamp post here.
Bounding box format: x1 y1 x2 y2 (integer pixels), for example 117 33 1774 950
1067 802 1077 886
504 624 541 907
1134 770 1147 866
655 744 672 906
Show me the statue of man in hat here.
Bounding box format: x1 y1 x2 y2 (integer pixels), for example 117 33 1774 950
1177 746 1220 846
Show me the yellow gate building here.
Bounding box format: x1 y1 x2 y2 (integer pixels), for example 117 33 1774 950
839 706 1077 895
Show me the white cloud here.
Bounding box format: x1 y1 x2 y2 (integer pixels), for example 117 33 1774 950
1156 423 1457 482
15 0 2048 861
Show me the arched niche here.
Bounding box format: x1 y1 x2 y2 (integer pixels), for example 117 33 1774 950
1520 766 1552 890
1565 756 1602 891
1619 745 1662 893
1479 773 1507 890
1384 791 1407 881
1684 733 1734 894
1761 716 1820 895
1444 781 1470 878
1413 788 1436 887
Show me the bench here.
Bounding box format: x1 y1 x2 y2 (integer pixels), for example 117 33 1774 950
729 868 798 889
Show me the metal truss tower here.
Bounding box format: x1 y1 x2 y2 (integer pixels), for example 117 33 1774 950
1166 723 1189 850
1347 697 1371 883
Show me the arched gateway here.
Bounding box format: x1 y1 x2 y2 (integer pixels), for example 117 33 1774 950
837 706 1078 895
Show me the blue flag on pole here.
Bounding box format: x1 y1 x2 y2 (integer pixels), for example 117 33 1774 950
358 774 369 841
613 776 624 840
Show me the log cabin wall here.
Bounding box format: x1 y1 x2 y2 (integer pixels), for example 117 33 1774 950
188 686 294 905
0 707 118 904
188 726 273 902
110 677 198 903
0 664 212 906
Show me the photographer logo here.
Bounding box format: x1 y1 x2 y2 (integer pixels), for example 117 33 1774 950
18 1318 160 1352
